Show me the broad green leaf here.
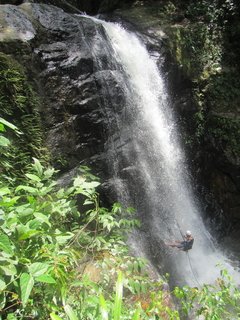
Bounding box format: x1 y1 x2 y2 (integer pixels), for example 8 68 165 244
64 304 78 320
73 176 85 187
19 230 41 240
0 187 11 196
0 254 17 263
83 181 100 189
0 135 10 147
19 257 31 264
0 278 6 291
0 118 20 133
0 264 17 276
56 188 65 198
38 183 56 196
18 226 41 240
32 158 43 176
6 313 18 320
64 186 75 196
28 219 42 229
0 234 13 255
20 273 34 307
28 262 50 277
25 173 41 182
56 232 74 244
83 199 93 205
50 313 63 320
35 274 56 284
16 204 33 216
33 212 51 226
0 196 20 208
43 167 55 179
99 294 109 320
15 185 38 194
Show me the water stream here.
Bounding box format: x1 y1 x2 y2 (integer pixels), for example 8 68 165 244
91 18 238 286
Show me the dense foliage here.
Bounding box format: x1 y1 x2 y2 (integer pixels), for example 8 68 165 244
0 53 46 182
1 119 240 319
0 2 240 318
0 118 174 319
162 0 240 159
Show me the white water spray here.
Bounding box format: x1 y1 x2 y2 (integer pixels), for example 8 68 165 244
96 20 238 286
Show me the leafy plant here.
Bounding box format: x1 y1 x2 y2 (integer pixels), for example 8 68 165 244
0 53 47 182
174 268 240 319
1 120 239 320
0 158 77 318
0 130 147 318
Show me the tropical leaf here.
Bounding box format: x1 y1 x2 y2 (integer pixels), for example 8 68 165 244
73 176 86 187
0 187 11 196
25 173 41 182
33 212 51 226
44 167 55 179
5 313 18 319
64 304 78 320
0 264 17 276
83 181 100 190
55 232 74 244
15 185 38 194
0 234 13 255
18 229 41 240
20 273 34 307
35 274 56 284
50 313 64 320
32 158 43 177
0 118 21 133
28 262 50 277
0 278 6 291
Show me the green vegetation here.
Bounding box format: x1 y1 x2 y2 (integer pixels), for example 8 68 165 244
0 118 172 319
0 53 47 183
117 1 240 156
206 115 240 161
167 1 240 156
0 119 240 319
175 268 240 319
0 1 240 317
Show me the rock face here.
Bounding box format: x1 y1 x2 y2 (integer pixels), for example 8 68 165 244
0 1 239 230
0 3 122 177
0 0 134 14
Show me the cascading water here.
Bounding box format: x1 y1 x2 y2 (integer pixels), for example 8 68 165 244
91 18 238 286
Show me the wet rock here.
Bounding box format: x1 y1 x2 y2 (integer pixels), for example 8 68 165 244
1 1 239 227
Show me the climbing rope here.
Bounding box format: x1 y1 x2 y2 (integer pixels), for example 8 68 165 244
175 220 201 287
186 251 201 287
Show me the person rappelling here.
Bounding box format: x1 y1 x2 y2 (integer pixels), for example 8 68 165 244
166 230 194 251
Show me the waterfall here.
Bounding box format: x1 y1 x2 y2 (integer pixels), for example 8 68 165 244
91 18 238 286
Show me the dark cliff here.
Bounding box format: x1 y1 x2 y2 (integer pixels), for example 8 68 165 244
0 0 239 237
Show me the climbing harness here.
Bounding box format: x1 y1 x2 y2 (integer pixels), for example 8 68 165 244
176 220 201 287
